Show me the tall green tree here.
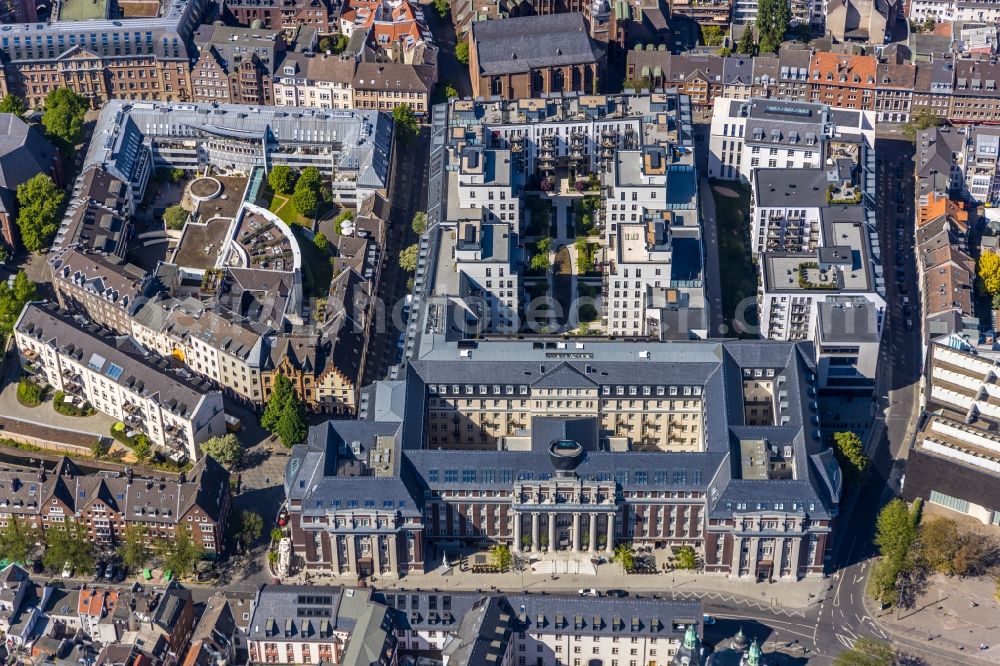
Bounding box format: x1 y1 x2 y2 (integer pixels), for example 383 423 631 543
399 243 419 272
268 165 297 194
163 205 188 231
231 509 264 550
275 392 307 448
702 25 724 46
16 174 65 251
42 520 94 573
756 0 790 53
0 271 38 340
489 544 513 571
296 166 322 193
613 543 634 572
455 41 470 65
200 433 245 468
42 88 88 150
392 104 418 145
832 431 870 485
118 525 150 573
0 516 37 563
869 499 921 605
412 211 428 235
292 186 320 218
262 373 294 432
736 26 757 55
979 251 1000 295
0 94 26 116
158 524 201 579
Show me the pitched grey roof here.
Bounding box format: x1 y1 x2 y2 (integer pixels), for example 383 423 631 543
0 113 57 193
471 13 603 76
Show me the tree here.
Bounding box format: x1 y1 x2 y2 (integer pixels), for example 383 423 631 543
292 186 320 218
0 271 38 341
297 166 323 194
314 232 329 252
232 509 264 550
17 379 42 406
42 520 94 573
444 83 458 99
869 499 921 605
756 0 790 53
163 205 188 231
392 104 418 145
832 431 870 484
612 543 635 572
268 165 297 194
132 435 152 461
332 209 353 235
717 46 733 56
158 524 201 579
455 41 470 65
736 26 757 55
433 0 449 18
979 251 1000 295
412 211 427 235
902 107 943 142
270 528 284 543
399 243 419 272
16 173 65 251
262 373 294 432
833 637 896 666
489 544 513 571
530 237 553 272
42 88 88 150
118 525 149 573
90 438 110 459
275 392 307 448
319 34 350 54
702 25 724 46
200 433 245 468
0 94 25 116
0 516 36 563
674 545 698 570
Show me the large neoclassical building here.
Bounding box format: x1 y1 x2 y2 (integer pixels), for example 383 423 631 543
284 334 842 582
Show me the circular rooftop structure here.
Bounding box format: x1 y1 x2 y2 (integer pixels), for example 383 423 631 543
190 177 223 203
548 439 584 473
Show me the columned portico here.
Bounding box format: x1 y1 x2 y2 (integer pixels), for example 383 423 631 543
548 513 556 552
572 513 581 552
531 512 540 552
589 515 597 553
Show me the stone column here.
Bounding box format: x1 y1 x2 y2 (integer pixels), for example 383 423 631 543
572 513 581 552
512 512 522 553
589 515 597 553
548 513 556 552
731 536 743 578
372 536 382 576
346 535 357 576
605 512 615 553
747 537 760 579
331 535 341 574
531 512 539 553
388 535 399 576
788 537 802 580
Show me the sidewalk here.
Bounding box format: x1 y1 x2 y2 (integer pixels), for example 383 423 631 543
868 574 1000 664
286 556 831 612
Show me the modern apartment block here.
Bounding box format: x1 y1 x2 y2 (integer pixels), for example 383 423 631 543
428 93 704 338
284 336 841 582
0 455 230 555
708 98 874 182
15 302 227 462
903 341 1000 528
908 0 1000 23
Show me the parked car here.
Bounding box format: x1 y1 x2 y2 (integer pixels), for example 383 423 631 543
104 563 116 581
905 319 914 332
61 561 73 578
605 589 628 598
702 614 717 626
577 588 599 597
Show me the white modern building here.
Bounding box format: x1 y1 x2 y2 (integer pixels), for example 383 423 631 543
909 0 1000 24
708 98 875 183
453 220 521 332
15 302 227 461
455 146 522 232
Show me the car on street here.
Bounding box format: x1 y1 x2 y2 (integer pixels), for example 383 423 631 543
605 589 628 598
702 614 716 625
577 588 599 597
898 282 908 294
104 563 116 581
62 561 73 578
905 319 914 332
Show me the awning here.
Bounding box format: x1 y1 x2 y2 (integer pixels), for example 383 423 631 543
641 66 651 77
653 66 663 78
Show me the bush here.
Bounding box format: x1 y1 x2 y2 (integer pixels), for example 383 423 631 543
16 379 43 407
163 205 188 230
53 390 94 416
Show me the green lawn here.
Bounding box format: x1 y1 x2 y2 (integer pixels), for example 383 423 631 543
268 193 311 228
710 181 759 336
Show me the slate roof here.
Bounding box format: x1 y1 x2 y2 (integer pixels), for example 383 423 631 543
471 13 603 76
0 113 57 194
